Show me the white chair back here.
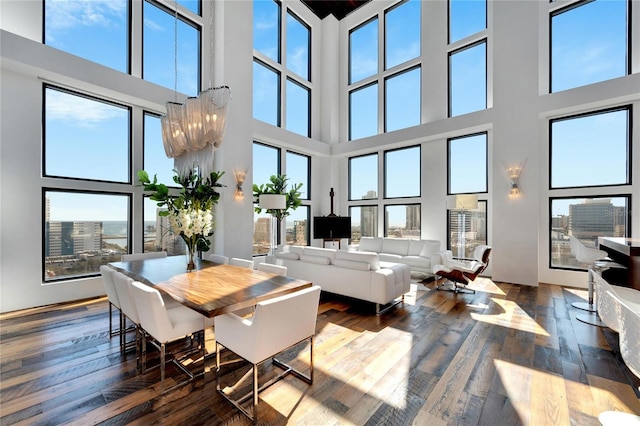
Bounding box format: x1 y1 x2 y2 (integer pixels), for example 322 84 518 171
256 263 287 275
208 254 229 264
129 281 180 343
112 272 139 324
229 258 254 269
568 236 607 265
121 251 167 262
100 265 120 308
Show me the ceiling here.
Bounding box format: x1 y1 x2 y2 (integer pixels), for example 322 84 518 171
300 0 371 20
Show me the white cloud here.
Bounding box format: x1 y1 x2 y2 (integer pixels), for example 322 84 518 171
46 90 125 126
45 0 126 32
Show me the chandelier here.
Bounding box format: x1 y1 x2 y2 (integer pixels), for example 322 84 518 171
161 1 231 178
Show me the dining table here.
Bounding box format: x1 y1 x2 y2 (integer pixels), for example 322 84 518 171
108 255 312 317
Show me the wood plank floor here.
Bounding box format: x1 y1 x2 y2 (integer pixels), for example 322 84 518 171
1 279 639 425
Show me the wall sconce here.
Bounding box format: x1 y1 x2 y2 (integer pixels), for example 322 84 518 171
234 169 246 201
505 160 526 200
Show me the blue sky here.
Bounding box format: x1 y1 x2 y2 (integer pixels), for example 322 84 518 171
43 0 629 226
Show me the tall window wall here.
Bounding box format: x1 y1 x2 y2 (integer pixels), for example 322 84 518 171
549 106 632 270
252 142 311 255
253 1 311 137
348 0 421 140
42 1 201 282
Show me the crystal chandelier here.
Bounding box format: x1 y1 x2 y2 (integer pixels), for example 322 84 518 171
161 1 231 178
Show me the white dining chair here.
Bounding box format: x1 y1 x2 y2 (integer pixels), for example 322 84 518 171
121 251 167 262
215 285 321 422
208 254 229 264
130 280 214 393
100 265 122 339
111 271 142 365
229 258 254 269
256 263 287 276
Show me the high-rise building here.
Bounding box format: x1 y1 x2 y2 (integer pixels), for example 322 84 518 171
569 199 617 243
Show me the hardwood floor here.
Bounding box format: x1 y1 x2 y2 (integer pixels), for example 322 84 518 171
1 278 638 425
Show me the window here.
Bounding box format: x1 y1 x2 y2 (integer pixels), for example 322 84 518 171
349 18 378 84
449 0 486 44
385 0 420 69
449 40 487 117
253 143 280 256
253 0 280 62
349 83 378 140
385 146 420 198
143 0 200 96
44 190 130 282
349 153 379 200
286 11 310 80
384 204 420 239
448 133 488 194
551 0 628 93
286 151 310 200
550 196 630 269
44 86 130 183
286 78 310 137
385 67 421 132
143 196 186 255
349 206 378 243
253 1 311 137
550 107 630 189
177 0 200 15
143 113 175 186
253 60 281 126
44 0 129 73
447 200 487 258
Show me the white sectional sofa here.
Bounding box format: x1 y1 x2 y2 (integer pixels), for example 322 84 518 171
274 245 411 315
351 237 442 277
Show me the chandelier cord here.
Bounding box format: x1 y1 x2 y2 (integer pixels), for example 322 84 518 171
208 0 214 89
173 0 178 103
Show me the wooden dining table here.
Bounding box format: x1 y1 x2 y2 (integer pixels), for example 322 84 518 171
108 255 312 317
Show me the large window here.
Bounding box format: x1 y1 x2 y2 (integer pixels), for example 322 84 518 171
44 190 130 282
349 153 379 200
253 1 311 137
448 133 488 194
286 206 309 246
385 146 420 198
349 18 378 84
349 206 378 243
44 86 130 183
143 1 200 96
449 40 487 117
44 0 129 73
385 204 420 239
550 107 630 189
385 0 420 69
550 0 628 93
447 200 487 258
349 83 378 140
385 67 421 132
143 113 175 186
550 196 630 269
286 151 310 200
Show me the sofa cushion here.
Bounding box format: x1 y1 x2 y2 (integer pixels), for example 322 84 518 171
379 253 402 262
408 240 425 256
303 247 336 263
300 254 331 265
381 239 409 256
420 241 440 259
401 255 430 268
336 250 380 270
276 252 299 260
334 259 371 271
359 237 382 253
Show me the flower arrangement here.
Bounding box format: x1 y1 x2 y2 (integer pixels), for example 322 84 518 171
138 169 224 270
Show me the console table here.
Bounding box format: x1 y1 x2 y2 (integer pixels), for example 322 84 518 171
598 237 640 291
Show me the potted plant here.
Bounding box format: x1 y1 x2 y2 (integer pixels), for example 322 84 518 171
253 174 303 254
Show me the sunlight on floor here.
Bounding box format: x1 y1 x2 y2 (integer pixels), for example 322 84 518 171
471 297 550 337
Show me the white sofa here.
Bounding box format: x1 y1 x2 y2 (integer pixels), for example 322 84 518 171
274 245 411 315
351 237 442 277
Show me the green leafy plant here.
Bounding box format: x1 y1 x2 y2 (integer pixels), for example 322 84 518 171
253 174 303 222
138 169 225 253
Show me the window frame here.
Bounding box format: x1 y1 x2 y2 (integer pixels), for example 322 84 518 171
447 132 489 195
348 152 380 201
383 144 421 199
446 199 488 258
383 65 422 133
285 8 311 82
447 38 488 118
383 203 421 239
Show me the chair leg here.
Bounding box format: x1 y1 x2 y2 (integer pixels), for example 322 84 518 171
252 364 259 421
160 343 166 393
108 302 113 337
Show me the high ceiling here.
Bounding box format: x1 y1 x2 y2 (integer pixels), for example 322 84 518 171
300 0 371 20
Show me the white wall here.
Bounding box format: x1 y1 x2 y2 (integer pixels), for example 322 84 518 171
1 0 639 312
